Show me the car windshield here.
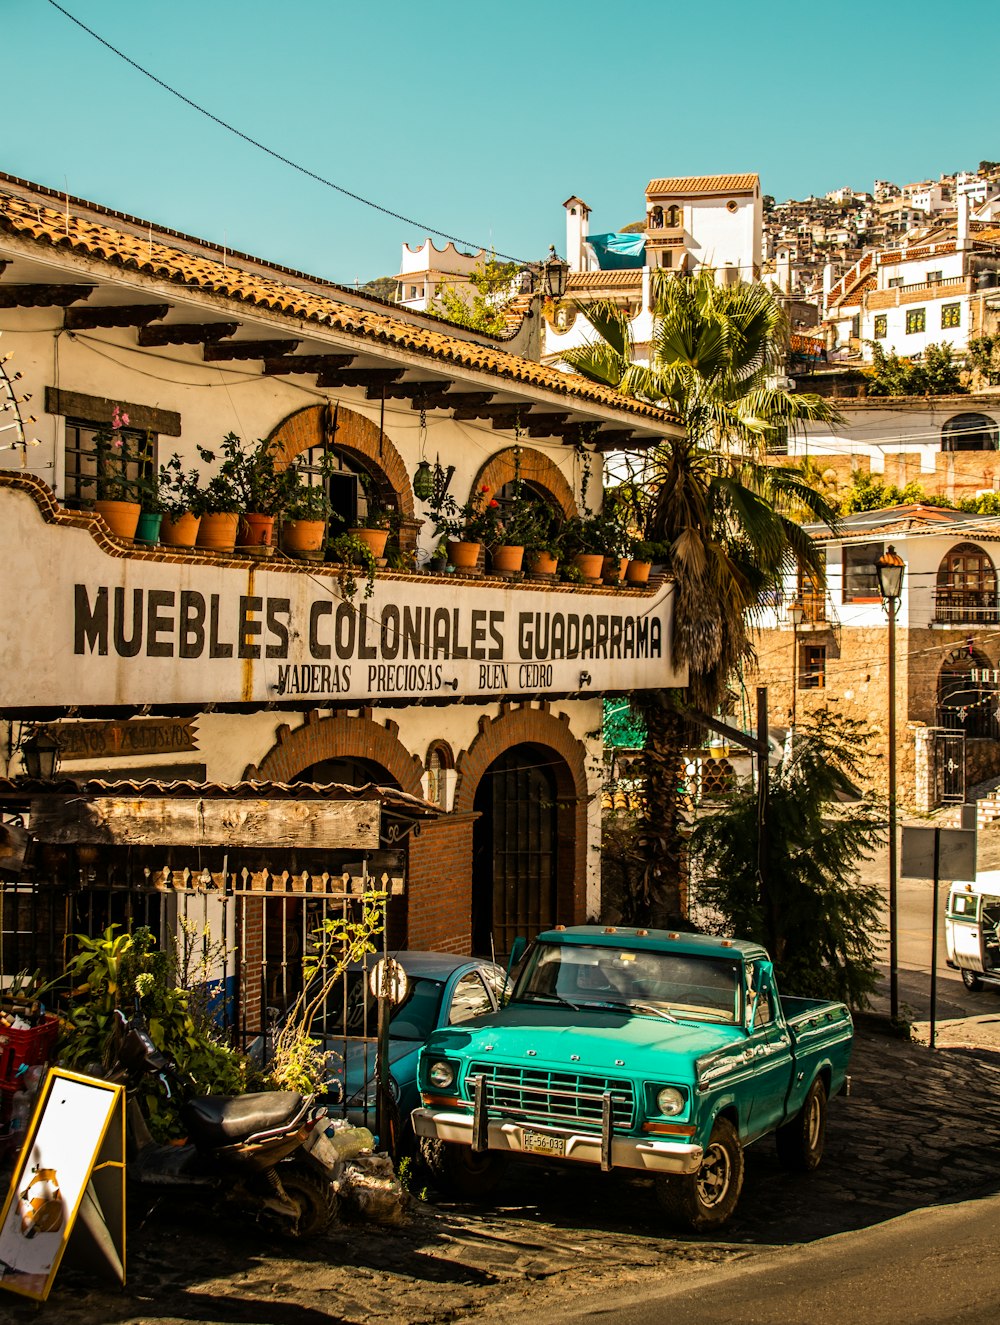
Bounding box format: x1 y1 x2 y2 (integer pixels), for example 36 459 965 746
312 973 445 1042
514 943 742 1024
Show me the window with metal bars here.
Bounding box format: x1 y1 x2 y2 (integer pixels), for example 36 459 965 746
64 418 156 506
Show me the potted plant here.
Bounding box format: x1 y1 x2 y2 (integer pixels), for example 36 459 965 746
329 530 378 599
196 434 292 554
83 406 143 540
428 486 494 569
627 539 662 585
283 480 331 558
521 502 563 578
559 514 608 583
193 437 243 553
157 454 202 547
349 475 397 559
135 468 164 546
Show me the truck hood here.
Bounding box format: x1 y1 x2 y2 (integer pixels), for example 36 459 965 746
423 1003 745 1079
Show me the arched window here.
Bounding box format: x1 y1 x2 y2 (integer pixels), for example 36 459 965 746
293 444 398 539
424 741 455 810
666 205 681 228
941 413 999 452
935 543 998 624
648 206 663 230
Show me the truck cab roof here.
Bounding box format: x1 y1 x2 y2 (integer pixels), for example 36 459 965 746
535 925 769 964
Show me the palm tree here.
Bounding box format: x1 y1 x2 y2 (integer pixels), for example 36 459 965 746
562 270 841 928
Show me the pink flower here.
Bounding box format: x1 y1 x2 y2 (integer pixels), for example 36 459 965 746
120 412 129 427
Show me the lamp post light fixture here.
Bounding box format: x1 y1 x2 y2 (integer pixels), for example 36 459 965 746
19 727 62 780
542 246 569 301
787 598 805 728
876 544 905 1024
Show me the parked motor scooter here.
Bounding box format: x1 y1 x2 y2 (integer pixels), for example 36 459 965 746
110 1010 338 1238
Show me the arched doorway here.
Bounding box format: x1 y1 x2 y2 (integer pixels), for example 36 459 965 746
472 744 563 956
296 756 400 788
941 413 999 452
937 648 999 739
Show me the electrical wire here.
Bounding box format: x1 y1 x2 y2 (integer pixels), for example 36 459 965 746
42 0 530 267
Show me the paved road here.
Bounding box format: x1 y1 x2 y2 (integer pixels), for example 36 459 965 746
528 1192 1000 1325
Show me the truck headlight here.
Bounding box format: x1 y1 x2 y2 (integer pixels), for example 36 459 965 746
656 1086 685 1117
428 1060 456 1090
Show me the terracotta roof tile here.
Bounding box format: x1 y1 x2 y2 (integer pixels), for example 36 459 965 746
567 270 644 289
0 189 680 429
646 174 759 196
840 273 875 307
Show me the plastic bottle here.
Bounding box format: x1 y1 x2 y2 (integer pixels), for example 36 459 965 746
9 1084 31 1134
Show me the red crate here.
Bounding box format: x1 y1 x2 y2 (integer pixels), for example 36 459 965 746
0 1015 60 1089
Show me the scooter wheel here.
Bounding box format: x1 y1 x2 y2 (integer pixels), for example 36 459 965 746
278 1165 337 1239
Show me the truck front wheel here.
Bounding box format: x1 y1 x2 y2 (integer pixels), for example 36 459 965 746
962 968 984 992
656 1117 744 1232
419 1139 504 1201
776 1076 827 1172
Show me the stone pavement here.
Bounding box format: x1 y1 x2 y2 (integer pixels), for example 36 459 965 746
0 1021 999 1325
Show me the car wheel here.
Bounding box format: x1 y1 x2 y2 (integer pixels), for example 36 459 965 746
657 1116 744 1233
419 1138 504 1200
776 1077 827 1172
962 968 984 992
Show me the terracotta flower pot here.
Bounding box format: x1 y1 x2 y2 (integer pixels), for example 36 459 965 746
491 544 524 573
197 512 240 553
134 511 162 545
447 540 481 569
601 555 628 584
350 527 389 558
283 519 326 556
572 552 604 582
527 550 559 577
626 558 653 585
160 511 201 547
94 499 141 540
239 512 276 549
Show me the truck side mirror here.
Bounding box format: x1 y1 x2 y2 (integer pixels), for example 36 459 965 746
505 937 528 992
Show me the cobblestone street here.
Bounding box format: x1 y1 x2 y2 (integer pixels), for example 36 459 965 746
1 1022 999 1325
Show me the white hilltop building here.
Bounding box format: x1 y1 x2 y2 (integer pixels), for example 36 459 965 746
394 239 488 313
543 173 762 364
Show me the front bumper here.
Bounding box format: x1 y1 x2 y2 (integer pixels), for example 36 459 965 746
411 1106 703 1175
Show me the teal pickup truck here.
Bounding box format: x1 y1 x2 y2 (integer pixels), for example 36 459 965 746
412 925 853 1230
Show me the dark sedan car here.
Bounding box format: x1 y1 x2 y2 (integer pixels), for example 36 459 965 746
314 951 507 1136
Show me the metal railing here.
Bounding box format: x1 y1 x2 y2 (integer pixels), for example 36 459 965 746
933 588 1000 624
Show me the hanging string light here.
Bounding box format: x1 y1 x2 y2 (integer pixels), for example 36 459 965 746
0 336 41 465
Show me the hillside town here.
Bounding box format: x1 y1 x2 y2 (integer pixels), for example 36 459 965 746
4 4 1000 1314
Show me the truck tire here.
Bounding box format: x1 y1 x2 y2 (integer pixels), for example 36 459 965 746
962 968 984 992
419 1139 504 1201
776 1077 827 1172
656 1117 744 1233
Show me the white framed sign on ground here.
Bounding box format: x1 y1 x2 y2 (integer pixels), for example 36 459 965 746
0 1068 125 1302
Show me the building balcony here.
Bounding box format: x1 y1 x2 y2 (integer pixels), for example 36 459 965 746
776 589 835 629
644 227 686 248
933 588 1000 625
868 275 973 310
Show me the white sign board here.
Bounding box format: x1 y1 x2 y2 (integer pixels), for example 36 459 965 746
2 486 686 710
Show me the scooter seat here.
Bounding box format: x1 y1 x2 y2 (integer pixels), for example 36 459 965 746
182 1091 304 1146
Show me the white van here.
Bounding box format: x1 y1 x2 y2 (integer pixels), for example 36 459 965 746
945 871 1000 991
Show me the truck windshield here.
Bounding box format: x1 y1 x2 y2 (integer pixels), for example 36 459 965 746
514 943 742 1024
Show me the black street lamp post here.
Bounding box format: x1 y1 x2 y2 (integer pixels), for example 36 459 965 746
787 598 805 728
876 544 905 1023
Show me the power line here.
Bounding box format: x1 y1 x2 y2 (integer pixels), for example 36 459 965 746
42 0 529 268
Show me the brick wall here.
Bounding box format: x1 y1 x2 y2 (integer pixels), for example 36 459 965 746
777 451 1000 503
405 813 477 953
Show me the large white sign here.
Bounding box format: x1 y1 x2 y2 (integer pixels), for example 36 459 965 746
2 485 686 710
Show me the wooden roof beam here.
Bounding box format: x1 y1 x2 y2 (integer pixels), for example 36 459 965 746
0 284 94 308
365 379 443 401
412 390 495 413
65 303 170 330
138 322 239 347
592 430 638 451
316 367 404 389
525 412 570 437
204 339 301 361
263 354 355 376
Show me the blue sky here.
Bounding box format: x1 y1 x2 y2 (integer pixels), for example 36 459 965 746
6 0 999 286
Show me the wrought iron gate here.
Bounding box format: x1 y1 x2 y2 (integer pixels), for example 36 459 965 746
934 729 966 805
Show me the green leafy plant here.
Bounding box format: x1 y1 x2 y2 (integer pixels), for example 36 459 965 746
195 433 296 516
285 481 333 522
157 453 202 518
864 341 964 397
690 713 886 1007
430 251 520 335
267 894 384 1094
59 925 246 1139
329 531 379 598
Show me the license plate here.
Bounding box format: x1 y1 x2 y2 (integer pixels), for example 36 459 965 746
521 1129 566 1157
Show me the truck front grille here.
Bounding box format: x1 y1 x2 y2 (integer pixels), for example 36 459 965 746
467 1062 636 1131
